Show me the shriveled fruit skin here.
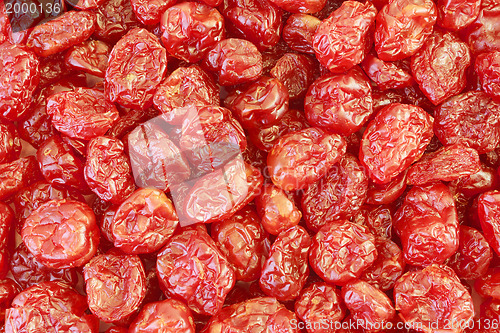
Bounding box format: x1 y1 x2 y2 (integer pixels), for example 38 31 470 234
22 199 99 269
0 203 13 279
0 44 39 121
259 226 311 301
226 76 289 130
393 182 459 266
447 226 492 280
360 103 434 184
203 38 262 86
84 253 146 323
211 206 270 282
0 156 42 201
436 0 481 31
302 154 368 232
462 1 500 55
111 188 179 254
360 238 405 291
221 0 283 51
312 1 377 73
129 299 195 333
36 136 90 193
0 120 21 165
84 136 135 205
202 297 299 333
27 11 96 57
294 283 346 333
375 0 437 61
475 51 500 100
267 127 346 191
309 221 377 285
46 88 120 140
411 30 471 105
179 158 263 225
433 91 500 154
65 40 110 78
5 281 98 333
105 28 167 110
478 191 500 256
93 0 141 43
305 67 373 136
394 265 474 333
255 183 302 235
406 144 481 185
10 243 79 290
341 280 395 332
160 2 225 63
283 14 321 54
156 227 235 316
153 66 219 123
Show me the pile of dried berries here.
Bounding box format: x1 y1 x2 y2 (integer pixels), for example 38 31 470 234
0 0 500 332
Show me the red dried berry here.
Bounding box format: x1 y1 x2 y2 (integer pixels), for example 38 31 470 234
478 191 500 256
375 0 437 61
93 0 141 43
302 153 368 232
156 227 235 315
305 66 373 136
0 44 39 121
27 11 96 57
394 182 459 266
180 158 263 225
309 221 377 285
203 297 299 332
433 91 500 154
203 38 263 86
411 30 471 105
312 1 377 73
160 2 225 63
65 40 110 78
131 0 176 25
111 188 178 254
46 88 120 140
6 281 98 333
342 280 395 332
360 103 434 184
84 253 146 323
211 206 270 282
475 51 500 100
0 156 42 201
361 54 414 91
255 183 302 235
9 243 79 290
394 265 474 333
22 199 99 269
85 136 135 204
129 299 196 333
267 127 346 191
226 76 289 130
295 283 346 333
222 0 283 51
447 225 492 280
36 136 90 193
436 0 481 31
0 120 21 164
153 65 219 123
406 144 481 186
259 226 311 301
360 238 405 291
283 14 321 54
106 28 167 109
